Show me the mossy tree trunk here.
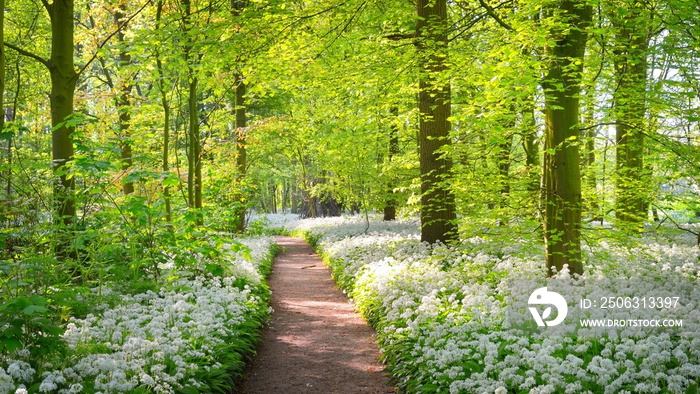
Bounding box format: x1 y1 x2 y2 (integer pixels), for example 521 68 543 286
542 1 591 276
47 0 79 233
611 1 650 230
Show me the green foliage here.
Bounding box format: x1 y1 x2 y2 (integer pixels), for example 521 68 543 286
0 295 64 356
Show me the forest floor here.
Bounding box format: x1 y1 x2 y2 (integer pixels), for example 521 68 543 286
240 236 396 394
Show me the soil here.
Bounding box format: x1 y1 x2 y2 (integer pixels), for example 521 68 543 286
240 236 396 394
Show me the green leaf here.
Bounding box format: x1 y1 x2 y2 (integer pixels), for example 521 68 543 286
23 305 48 315
29 295 48 306
42 324 65 336
1 338 22 352
206 263 224 277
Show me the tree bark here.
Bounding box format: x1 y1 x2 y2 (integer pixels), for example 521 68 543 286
182 0 202 222
495 129 513 223
47 0 78 231
383 106 399 221
542 1 591 276
155 0 172 222
581 85 600 220
521 100 539 196
612 1 649 229
234 77 247 232
114 5 134 195
416 0 457 244
1 0 5 199
187 75 202 213
292 182 298 214
231 0 247 231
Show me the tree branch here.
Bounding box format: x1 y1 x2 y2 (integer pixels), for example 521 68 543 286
313 1 367 59
578 121 629 131
477 0 513 31
3 42 49 68
384 32 416 40
76 0 150 78
39 0 50 13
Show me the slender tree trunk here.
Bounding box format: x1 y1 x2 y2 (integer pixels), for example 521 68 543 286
297 155 315 218
234 77 247 231
416 0 457 243
522 101 539 192
5 56 20 201
187 76 202 213
117 93 134 195
612 2 649 229
193 85 202 212
521 98 540 221
282 180 288 213
114 6 134 195
271 184 277 213
542 1 591 276
155 0 171 222
1 0 6 199
231 0 247 231
161 92 172 220
182 0 202 221
383 106 399 221
495 130 513 223
187 79 195 208
581 86 600 219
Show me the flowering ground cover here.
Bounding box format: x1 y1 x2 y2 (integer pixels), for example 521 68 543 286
0 236 277 394
278 214 700 394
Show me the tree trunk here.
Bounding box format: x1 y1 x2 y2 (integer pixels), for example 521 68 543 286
581 85 600 220
155 0 171 222
383 106 399 221
612 2 649 229
495 130 513 224
542 1 591 276
522 100 539 196
187 76 198 209
115 6 134 195
282 180 288 212
47 0 78 233
183 0 202 222
234 77 247 232
1 0 5 199
193 80 202 213
416 0 457 244
271 184 277 213
161 91 172 221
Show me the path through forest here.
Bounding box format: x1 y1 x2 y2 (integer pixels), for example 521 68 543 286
241 236 395 393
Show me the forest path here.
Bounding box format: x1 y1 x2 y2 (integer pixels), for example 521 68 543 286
240 236 395 394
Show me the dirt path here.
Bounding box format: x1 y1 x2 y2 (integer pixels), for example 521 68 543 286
240 236 395 394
